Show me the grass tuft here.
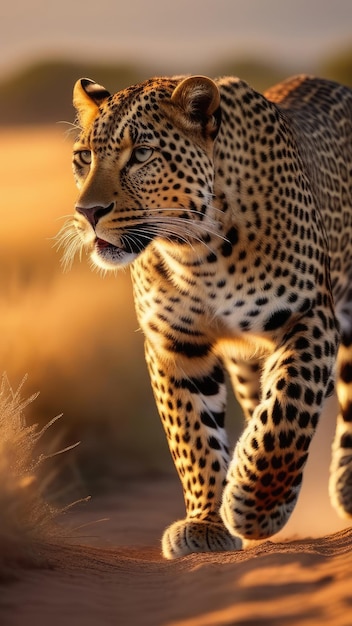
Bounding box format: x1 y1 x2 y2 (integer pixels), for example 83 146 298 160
0 374 81 581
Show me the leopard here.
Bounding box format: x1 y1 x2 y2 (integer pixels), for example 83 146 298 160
59 72 352 559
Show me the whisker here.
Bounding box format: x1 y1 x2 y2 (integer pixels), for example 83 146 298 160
56 120 81 140
56 120 80 130
121 229 148 254
120 222 215 259
55 214 77 223
55 220 84 271
121 223 195 246
135 216 228 252
133 207 229 243
131 203 225 220
145 204 220 214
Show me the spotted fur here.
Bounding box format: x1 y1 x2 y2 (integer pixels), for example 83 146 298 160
60 73 352 558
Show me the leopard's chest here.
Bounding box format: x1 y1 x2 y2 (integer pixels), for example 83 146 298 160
131 247 304 342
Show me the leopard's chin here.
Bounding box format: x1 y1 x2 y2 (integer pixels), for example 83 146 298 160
91 237 138 269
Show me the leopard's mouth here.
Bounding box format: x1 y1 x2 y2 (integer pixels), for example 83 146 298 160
95 237 121 253
91 226 156 269
91 235 142 269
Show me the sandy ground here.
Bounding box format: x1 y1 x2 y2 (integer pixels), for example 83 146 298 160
0 478 351 626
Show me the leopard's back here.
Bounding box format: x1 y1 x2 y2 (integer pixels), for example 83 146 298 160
268 75 352 264
266 76 352 316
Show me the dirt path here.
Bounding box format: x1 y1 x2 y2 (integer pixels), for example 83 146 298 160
1 480 352 626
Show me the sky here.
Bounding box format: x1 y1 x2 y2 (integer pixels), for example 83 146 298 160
0 0 351 78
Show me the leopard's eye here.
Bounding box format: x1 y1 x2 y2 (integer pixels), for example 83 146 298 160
75 150 92 166
79 150 92 165
133 146 154 163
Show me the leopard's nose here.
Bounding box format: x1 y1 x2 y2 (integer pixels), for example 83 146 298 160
76 202 114 228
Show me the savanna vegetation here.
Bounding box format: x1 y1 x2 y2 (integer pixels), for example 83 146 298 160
0 45 351 125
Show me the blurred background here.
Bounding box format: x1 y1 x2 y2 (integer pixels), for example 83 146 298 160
1 0 352 125
0 0 351 534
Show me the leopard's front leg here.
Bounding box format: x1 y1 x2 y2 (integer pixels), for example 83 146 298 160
220 310 339 541
145 340 242 559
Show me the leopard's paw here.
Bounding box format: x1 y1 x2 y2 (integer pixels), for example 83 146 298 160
220 478 297 540
161 518 242 559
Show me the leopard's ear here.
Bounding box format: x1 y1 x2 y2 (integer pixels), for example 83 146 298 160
171 76 221 138
73 78 111 128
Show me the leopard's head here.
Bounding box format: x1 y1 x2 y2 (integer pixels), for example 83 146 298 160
59 75 222 270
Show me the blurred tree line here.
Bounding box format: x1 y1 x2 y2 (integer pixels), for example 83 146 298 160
0 47 351 125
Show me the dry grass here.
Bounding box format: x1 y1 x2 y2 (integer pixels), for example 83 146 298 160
0 374 82 580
